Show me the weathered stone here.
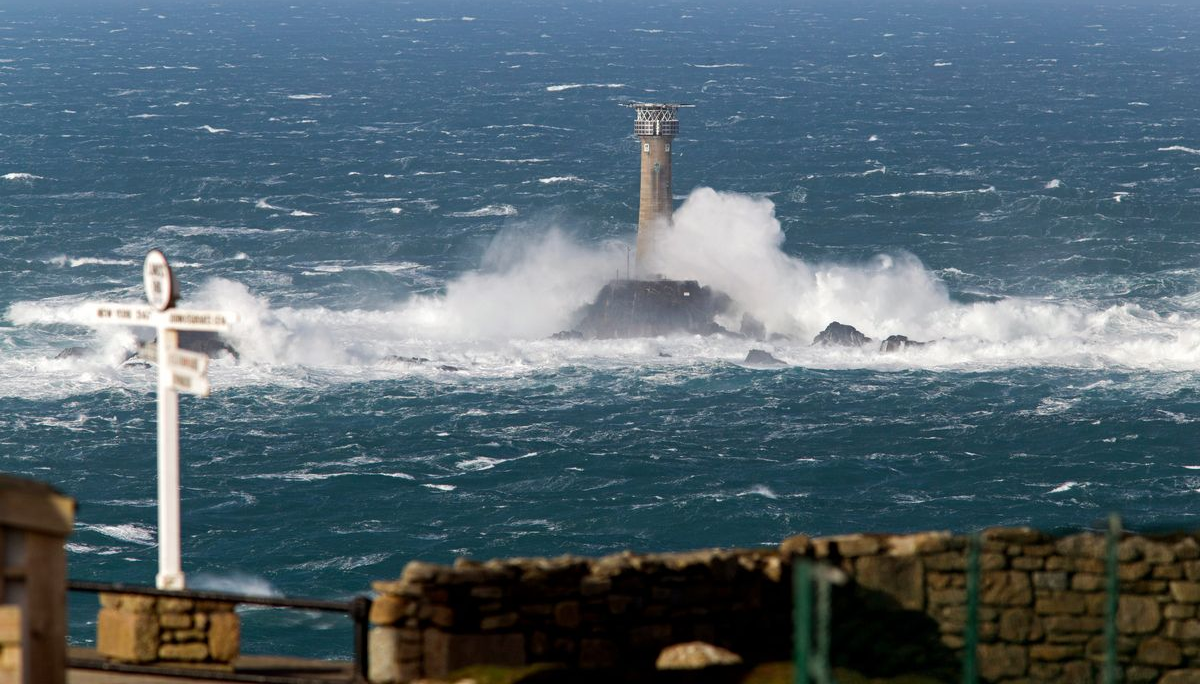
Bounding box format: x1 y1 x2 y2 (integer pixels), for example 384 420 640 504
1061 660 1094 684
1030 644 1083 661
368 627 405 684
1032 571 1068 591
158 643 208 661
1174 538 1200 561
1073 558 1106 574
1140 539 1177 564
978 643 1028 679
927 572 961 590
1012 556 1044 571
855 554 924 610
169 629 206 643
207 611 240 662
1118 595 1162 634
888 531 951 556
400 560 442 585
580 638 619 669
194 600 235 613
981 571 1033 606
827 534 880 557
655 641 743 670
159 613 191 629
553 601 581 629
1072 573 1105 592
1186 561 1200 582
1043 615 1103 635
580 577 612 596
779 534 811 557
1119 562 1151 581
984 527 1050 545
370 594 411 626
1126 666 1162 684
1029 662 1063 680
480 612 519 630
422 629 526 679
1045 556 1070 571
193 613 208 630
1156 565 1185 580
1056 534 1107 559
1036 592 1088 616
157 598 194 614
100 594 156 613
1172 582 1200 603
1137 636 1183 666
1165 604 1196 619
1024 544 1055 557
1161 671 1200 684
999 608 1043 643
1166 619 1200 640
924 552 966 571
929 588 967 606
97 608 158 663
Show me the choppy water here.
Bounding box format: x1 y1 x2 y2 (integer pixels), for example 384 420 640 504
4 0 1200 658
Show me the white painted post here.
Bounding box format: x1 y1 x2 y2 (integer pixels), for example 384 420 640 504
79 250 237 590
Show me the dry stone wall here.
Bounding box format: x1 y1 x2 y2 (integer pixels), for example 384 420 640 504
368 528 1200 683
96 593 239 665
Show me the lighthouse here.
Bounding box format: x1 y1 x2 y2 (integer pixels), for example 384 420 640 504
625 103 692 276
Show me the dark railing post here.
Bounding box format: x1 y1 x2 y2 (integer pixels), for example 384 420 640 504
793 560 812 684
352 595 372 683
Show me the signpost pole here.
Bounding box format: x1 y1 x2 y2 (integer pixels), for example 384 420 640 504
156 326 184 590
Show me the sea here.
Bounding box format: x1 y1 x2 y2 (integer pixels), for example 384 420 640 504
2 0 1199 659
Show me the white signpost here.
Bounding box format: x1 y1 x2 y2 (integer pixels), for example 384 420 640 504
88 250 239 589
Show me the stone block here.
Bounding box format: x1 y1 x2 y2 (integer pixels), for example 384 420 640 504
829 534 880 557
1043 615 1103 635
656 641 742 670
1119 562 1151 581
1174 538 1200 561
983 527 1049 545
1032 571 1068 591
101 594 155 613
1024 544 1055 557
159 613 191 629
369 627 407 684
1117 595 1162 634
158 643 208 662
978 643 1027 680
207 611 240 662
1172 582 1200 603
554 601 581 629
193 613 208 630
1036 592 1088 616
981 571 1032 606
0 607 18 646
1012 556 1044 571
1137 636 1183 666
1166 619 1200 640
999 608 1043 643
1186 561 1200 581
1029 662 1062 680
580 577 612 596
480 612 519 631
469 585 506 600
1140 539 1177 564
887 531 950 555
157 597 194 614
855 554 924 610
1156 565 1185 580
1071 573 1105 592
1161 671 1200 684
369 594 411 626
194 600 235 613
1165 604 1196 620
580 638 619 669
929 587 966 607
422 629 526 679
97 608 158 663
170 629 206 643
1061 660 1094 684
924 552 966 571
1126 666 1161 683
1056 534 1106 559
1030 644 1083 661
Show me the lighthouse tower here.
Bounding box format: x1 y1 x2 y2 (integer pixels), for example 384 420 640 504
625 103 692 276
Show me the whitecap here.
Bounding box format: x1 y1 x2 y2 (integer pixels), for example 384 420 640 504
81 523 156 545
1044 179 1062 189
422 483 457 491
686 63 747 68
1159 145 1200 156
447 204 517 218
538 175 584 184
736 485 779 499
2 172 42 182
456 456 503 471
287 93 330 100
545 83 624 92
1049 481 1079 494
48 256 136 268
199 125 231 134
289 210 316 217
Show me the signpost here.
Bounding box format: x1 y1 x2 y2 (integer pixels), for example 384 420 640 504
88 250 238 589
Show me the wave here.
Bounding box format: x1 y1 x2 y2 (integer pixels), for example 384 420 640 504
286 93 330 100
1159 145 1200 156
2 172 42 182
447 204 517 218
872 186 996 199
538 175 584 184
1044 179 1062 189
48 256 137 268
199 125 231 134
79 522 155 546
686 63 747 68
545 83 625 92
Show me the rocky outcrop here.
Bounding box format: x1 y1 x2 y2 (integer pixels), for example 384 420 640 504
880 335 927 353
140 331 238 361
656 642 743 670
569 279 732 340
812 322 871 347
743 349 787 367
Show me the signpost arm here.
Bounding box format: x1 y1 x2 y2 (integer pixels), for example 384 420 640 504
156 326 185 590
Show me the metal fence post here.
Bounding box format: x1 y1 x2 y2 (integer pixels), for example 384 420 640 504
794 560 812 684
963 532 980 684
1105 514 1121 684
815 569 833 684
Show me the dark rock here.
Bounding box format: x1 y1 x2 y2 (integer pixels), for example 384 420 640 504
550 330 584 341
739 314 766 342
880 335 927 353
382 355 431 365
767 332 793 343
141 331 238 361
813 322 871 347
572 279 732 339
54 346 91 360
743 349 787 367
437 365 463 372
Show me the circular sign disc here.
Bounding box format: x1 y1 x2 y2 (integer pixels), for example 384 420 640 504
144 249 174 311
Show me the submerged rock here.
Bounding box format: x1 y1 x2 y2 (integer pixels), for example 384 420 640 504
813 322 871 347
141 331 238 361
54 346 91 360
549 330 583 341
744 349 787 367
880 334 928 353
572 279 732 339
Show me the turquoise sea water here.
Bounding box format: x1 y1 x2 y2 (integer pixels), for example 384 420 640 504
3 0 1200 658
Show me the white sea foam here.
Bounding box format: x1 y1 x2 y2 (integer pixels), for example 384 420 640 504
423 483 457 491
287 93 330 100
1044 179 1062 189
81 523 156 545
687 63 747 68
189 572 281 597
456 456 503 471
48 256 137 268
447 204 517 218
199 125 231 134
255 198 288 212
1049 482 1079 494
545 83 625 92
539 176 584 184
2 172 42 182
1159 145 1200 156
